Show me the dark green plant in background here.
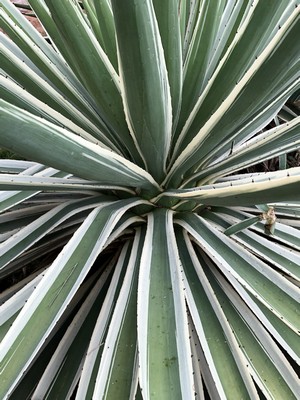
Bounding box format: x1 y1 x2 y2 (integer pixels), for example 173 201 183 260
0 1 300 399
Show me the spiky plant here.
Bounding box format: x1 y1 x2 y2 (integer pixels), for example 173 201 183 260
0 1 300 398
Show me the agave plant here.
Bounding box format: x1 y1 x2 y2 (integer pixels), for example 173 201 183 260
0 0 300 398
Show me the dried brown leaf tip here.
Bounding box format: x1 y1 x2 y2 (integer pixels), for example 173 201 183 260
262 207 276 235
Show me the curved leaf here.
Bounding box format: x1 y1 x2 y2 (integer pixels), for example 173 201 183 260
0 101 160 195
0 198 146 398
159 168 300 206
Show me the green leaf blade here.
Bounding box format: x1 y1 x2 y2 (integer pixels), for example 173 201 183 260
137 209 194 399
160 168 300 206
224 216 261 236
93 231 145 399
112 0 172 182
92 0 118 70
167 4 300 187
177 228 257 399
153 0 183 128
0 198 144 398
0 101 160 194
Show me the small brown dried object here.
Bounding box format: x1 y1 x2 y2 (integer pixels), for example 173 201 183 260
262 206 277 235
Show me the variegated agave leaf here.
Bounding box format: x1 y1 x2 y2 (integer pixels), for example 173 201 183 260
0 1 299 399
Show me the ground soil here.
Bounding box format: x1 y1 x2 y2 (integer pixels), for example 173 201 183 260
6 0 46 35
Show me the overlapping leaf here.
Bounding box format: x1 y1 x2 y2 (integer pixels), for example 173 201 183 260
0 1 299 399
